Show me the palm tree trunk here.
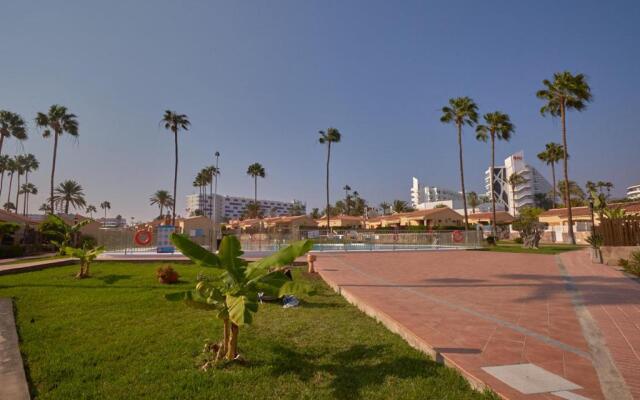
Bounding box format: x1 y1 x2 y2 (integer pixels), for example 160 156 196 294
50 133 58 214
561 103 575 244
457 123 469 230
490 134 497 238
15 174 20 214
325 142 331 235
254 177 257 204
22 172 28 216
0 171 4 199
172 130 178 226
65 200 69 215
6 172 13 208
159 204 164 219
551 162 557 209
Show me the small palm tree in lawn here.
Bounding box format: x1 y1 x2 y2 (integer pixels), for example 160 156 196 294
0 110 27 159
3 202 16 212
35 105 79 214
161 110 190 226
85 205 97 219
537 143 566 208
39 203 51 213
246 163 266 210
100 201 111 220
19 183 37 216
440 97 479 230
537 71 592 244
467 192 479 214
508 172 528 216
150 190 174 219
5 157 18 210
53 180 86 214
318 128 341 234
476 111 515 237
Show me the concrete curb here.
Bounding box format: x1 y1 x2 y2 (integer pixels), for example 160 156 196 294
0 258 76 276
316 268 492 395
0 298 30 400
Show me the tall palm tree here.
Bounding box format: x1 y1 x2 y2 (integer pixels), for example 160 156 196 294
537 143 565 208
0 110 27 159
507 172 528 216
35 105 79 214
392 200 412 214
161 110 190 226
440 97 478 230
476 111 515 236
20 154 39 215
53 180 86 214
100 201 111 220
379 202 390 215
5 157 17 210
19 183 37 216
467 192 479 214
537 71 592 244
14 154 28 214
202 165 219 219
557 180 585 206
150 190 174 219
0 155 9 198
193 171 207 213
246 163 266 207
343 185 351 214
86 205 97 219
318 127 341 233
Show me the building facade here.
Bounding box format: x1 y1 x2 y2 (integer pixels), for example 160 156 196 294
627 184 640 200
485 151 552 215
186 194 305 221
410 177 465 210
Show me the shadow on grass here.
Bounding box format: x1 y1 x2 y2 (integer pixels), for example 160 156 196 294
95 274 133 285
297 300 345 309
270 344 442 399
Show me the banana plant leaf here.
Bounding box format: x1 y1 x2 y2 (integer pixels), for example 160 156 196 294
171 233 223 270
246 240 313 280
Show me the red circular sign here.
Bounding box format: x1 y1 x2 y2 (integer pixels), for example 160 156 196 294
134 229 153 246
452 230 464 243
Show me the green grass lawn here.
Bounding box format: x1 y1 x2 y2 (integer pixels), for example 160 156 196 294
478 242 584 255
0 262 496 400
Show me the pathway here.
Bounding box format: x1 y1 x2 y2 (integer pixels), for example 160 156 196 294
315 249 639 399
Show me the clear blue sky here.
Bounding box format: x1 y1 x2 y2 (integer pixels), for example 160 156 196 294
1 1 639 221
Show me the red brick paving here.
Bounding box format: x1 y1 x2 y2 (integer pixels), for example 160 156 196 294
560 250 640 399
315 250 633 399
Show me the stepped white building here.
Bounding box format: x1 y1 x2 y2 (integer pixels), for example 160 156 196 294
185 194 305 221
410 177 465 211
485 151 552 215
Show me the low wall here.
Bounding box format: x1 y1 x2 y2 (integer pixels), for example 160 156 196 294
601 246 640 266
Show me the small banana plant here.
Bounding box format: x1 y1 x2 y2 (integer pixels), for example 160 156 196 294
166 234 313 364
64 244 105 278
42 214 91 254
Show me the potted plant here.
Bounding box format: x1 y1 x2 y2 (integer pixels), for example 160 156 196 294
586 233 604 264
157 265 179 284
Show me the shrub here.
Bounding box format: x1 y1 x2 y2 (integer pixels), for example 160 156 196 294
486 236 497 246
79 235 97 248
514 237 524 244
621 251 640 277
0 245 26 259
156 265 179 284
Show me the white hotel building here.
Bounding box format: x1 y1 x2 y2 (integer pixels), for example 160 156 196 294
186 194 305 221
410 177 465 211
485 151 552 215
627 184 640 200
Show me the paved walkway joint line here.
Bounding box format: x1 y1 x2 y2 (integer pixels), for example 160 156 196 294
555 255 632 400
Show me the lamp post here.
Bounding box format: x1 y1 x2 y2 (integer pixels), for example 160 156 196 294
212 151 220 251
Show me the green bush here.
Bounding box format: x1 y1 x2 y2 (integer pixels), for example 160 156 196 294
621 251 640 277
486 236 497 246
79 235 97 248
514 237 524 244
0 245 26 259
